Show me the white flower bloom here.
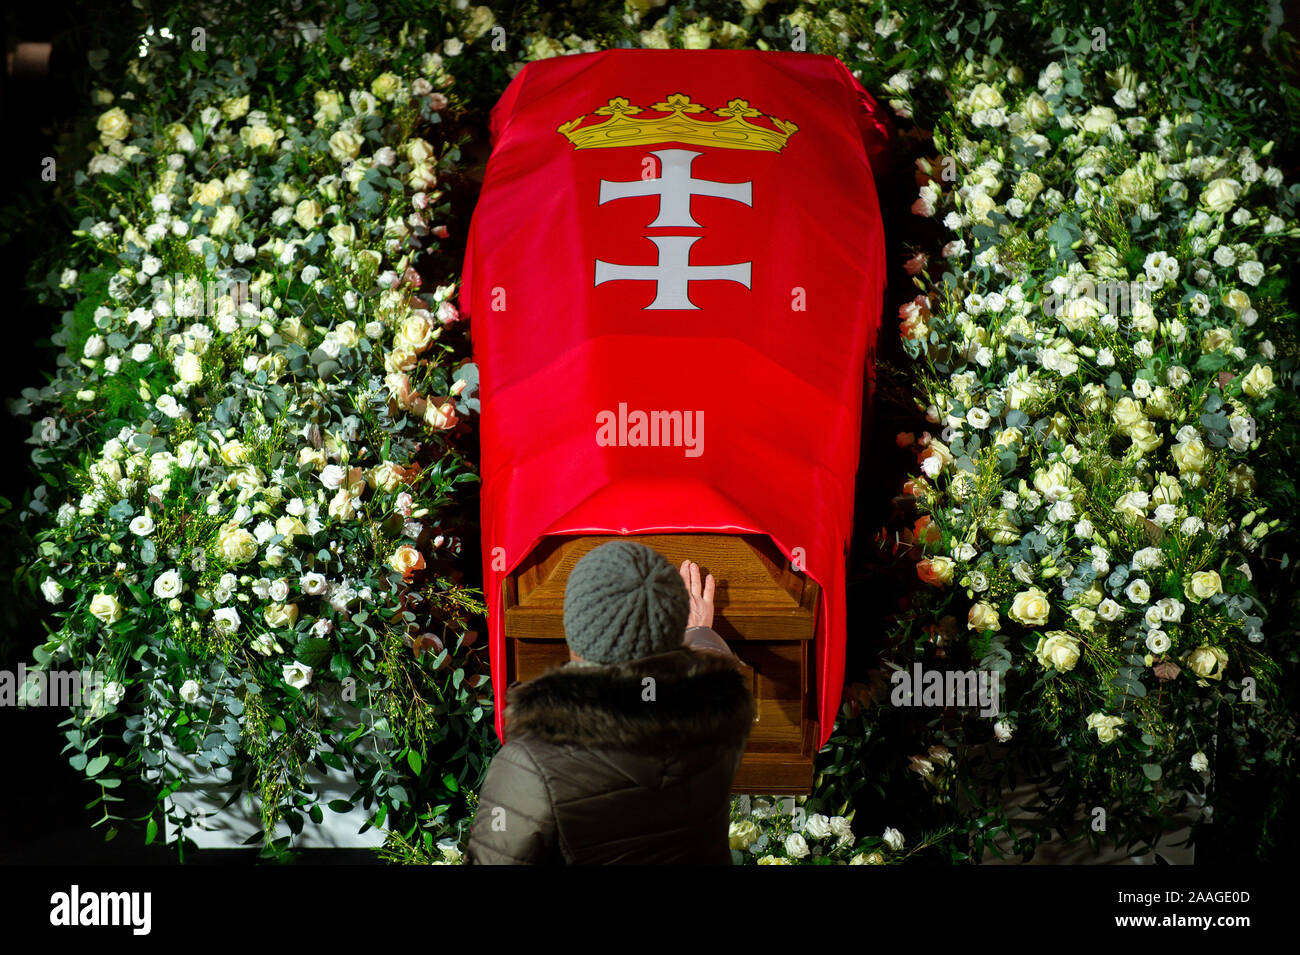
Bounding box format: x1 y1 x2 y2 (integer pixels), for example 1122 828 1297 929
882 827 905 851
180 679 201 704
213 607 241 635
1132 547 1164 570
129 514 155 536
1125 578 1151 603
153 568 183 599
1238 261 1264 286
319 464 346 489
282 661 313 689
300 572 328 595
1145 629 1171 654
41 577 64 604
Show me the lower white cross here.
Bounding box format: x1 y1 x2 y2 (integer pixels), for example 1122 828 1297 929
594 235 750 310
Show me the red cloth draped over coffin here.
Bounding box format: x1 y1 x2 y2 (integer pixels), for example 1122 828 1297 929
462 49 891 766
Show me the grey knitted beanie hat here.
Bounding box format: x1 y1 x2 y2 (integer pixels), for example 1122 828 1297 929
562 540 690 664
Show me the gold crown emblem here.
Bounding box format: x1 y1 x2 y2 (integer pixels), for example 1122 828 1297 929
557 93 798 152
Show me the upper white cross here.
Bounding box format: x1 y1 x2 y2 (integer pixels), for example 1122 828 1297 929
599 149 753 228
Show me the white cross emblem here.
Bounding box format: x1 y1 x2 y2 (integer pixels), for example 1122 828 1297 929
595 236 751 310
595 149 753 310
599 149 752 227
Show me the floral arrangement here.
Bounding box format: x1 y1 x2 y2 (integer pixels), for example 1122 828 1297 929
13 4 499 856
9 0 1298 863
805 2 1300 859
727 794 954 865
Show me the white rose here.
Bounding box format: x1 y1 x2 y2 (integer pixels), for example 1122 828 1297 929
213 607 241 634
180 679 201 704
783 832 810 859
803 813 833 840
282 660 313 689
41 578 64 604
89 592 124 625
319 464 347 489
1201 178 1241 214
153 569 183 599
882 827 905 851
174 351 203 384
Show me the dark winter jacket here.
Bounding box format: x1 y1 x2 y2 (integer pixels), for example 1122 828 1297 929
465 642 755 864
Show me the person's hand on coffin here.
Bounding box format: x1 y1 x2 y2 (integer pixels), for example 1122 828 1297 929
679 559 716 630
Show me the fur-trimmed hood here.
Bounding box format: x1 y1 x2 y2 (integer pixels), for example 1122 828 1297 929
503 648 755 752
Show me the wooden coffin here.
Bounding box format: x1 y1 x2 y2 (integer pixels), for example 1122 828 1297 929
502 533 819 794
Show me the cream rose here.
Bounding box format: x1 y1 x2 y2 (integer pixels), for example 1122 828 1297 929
1086 711 1124 743
239 124 279 151
916 556 955 587
191 178 225 206
221 95 250 120
728 820 760 851
329 129 364 162
1171 436 1210 473
314 90 343 123
370 72 403 101
1022 92 1053 126
1009 588 1051 627
389 544 426 580
1184 569 1223 603
967 83 1004 111
294 199 324 230
97 107 132 142
216 523 258 564
210 205 240 236
396 311 437 352
1241 364 1275 398
1110 396 1145 433
1035 631 1081 671
263 602 299 629
968 601 1000 631
1081 105 1117 133
328 222 356 246
174 352 203 384
1186 645 1228 679
89 592 124 625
